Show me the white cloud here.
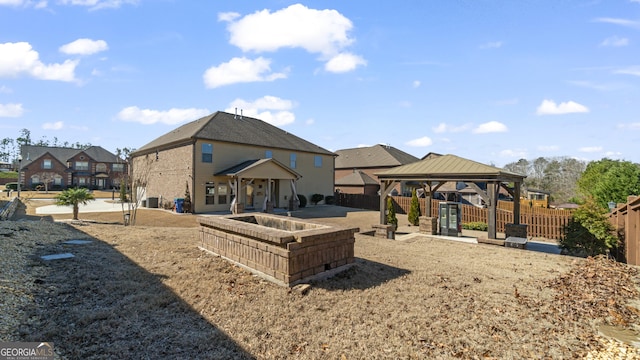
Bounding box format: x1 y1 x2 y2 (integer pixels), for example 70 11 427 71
0 103 23 117
614 66 640 76
203 56 287 88
225 95 295 127
473 121 508 134
412 80 421 88
0 0 24 5
59 38 108 55
42 121 64 130
594 17 640 29
568 80 626 91
479 41 503 49
0 85 11 93
432 122 472 133
599 36 629 47
305 118 315 125
217 11 240 22
579 146 603 153
0 42 78 82
324 53 367 73
405 136 433 147
537 145 560 152
617 122 640 130
220 3 365 72
117 106 211 125
499 149 527 158
494 98 519 106
536 99 589 115
57 0 139 10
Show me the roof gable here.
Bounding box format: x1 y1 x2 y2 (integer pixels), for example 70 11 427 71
335 170 379 186
335 144 419 169
21 145 122 167
376 154 526 181
215 158 301 180
134 111 334 156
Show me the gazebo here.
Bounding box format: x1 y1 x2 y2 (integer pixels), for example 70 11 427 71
375 154 527 240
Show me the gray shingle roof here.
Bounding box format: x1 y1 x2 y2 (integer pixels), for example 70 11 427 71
20 145 121 167
335 170 379 186
133 111 334 156
335 144 419 169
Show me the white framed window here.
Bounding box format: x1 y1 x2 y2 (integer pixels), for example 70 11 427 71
112 163 124 172
96 163 107 173
78 177 86 185
53 175 63 186
202 143 213 163
76 161 89 171
290 153 297 169
205 182 215 204
217 183 228 204
43 159 52 169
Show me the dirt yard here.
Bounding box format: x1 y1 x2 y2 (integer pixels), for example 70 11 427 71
1 201 640 359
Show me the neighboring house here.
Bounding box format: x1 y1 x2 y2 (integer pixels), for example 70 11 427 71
129 111 335 213
19 145 127 190
0 161 12 172
522 188 550 208
335 169 380 196
334 144 419 196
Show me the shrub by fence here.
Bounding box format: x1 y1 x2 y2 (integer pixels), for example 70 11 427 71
334 193 572 240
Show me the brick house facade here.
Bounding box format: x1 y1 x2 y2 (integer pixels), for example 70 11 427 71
19 145 126 190
130 111 336 213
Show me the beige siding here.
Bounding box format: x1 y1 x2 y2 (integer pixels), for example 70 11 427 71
135 140 334 213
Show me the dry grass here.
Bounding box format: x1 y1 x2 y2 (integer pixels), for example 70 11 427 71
2 204 640 359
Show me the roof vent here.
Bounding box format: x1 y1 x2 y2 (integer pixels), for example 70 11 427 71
240 109 243 119
234 107 237 119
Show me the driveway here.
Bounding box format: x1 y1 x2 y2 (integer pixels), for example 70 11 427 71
35 199 128 215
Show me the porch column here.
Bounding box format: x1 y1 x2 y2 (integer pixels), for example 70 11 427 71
487 182 497 239
513 181 521 225
379 180 399 224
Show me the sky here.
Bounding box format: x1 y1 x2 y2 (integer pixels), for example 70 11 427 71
1 0 639 167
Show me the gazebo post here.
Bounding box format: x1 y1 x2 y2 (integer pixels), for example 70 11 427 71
379 180 398 224
488 182 497 239
513 181 521 225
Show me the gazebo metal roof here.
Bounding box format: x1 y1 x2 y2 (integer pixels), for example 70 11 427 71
374 154 527 240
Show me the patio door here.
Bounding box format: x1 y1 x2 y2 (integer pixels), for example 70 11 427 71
245 184 254 209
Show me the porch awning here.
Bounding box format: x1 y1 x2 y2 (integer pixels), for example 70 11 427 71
215 158 301 180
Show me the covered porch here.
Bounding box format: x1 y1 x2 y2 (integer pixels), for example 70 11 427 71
215 158 302 214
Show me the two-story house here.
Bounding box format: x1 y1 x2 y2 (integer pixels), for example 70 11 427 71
129 111 336 213
334 144 420 196
19 145 127 190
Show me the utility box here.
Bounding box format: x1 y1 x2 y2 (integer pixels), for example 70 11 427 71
439 202 462 237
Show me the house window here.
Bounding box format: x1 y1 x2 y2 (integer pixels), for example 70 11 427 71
290 153 297 169
205 182 215 205
314 155 322 168
76 161 89 171
96 163 107 173
217 184 228 204
78 177 86 185
112 163 124 172
265 150 272 159
31 175 40 184
53 175 62 186
43 159 52 169
202 143 213 163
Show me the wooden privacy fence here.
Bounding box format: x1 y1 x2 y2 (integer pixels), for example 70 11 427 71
334 193 573 240
609 196 640 266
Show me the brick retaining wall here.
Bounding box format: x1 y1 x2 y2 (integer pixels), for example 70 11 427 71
198 214 358 287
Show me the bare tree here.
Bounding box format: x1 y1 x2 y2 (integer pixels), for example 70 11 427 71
121 153 153 226
33 172 56 193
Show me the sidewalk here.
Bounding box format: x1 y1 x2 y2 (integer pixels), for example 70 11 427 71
35 199 129 214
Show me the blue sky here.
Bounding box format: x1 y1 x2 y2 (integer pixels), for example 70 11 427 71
1 0 639 166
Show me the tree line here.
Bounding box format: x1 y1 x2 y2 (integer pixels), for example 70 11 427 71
0 128 93 165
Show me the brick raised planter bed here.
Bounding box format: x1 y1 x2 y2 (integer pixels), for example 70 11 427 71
198 213 358 287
